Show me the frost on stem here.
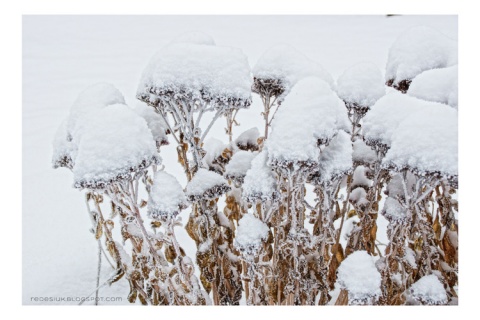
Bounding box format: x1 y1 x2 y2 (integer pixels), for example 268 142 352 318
407 274 448 305
136 41 252 111
224 150 256 185
185 168 231 202
252 44 334 102
385 26 457 92
336 251 382 305
267 77 348 171
234 214 270 257
72 104 161 190
336 62 385 116
234 127 260 151
407 65 458 109
242 150 279 203
148 171 187 221
362 91 451 153
382 105 458 186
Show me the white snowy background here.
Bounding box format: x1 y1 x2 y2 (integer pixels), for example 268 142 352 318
23 15 457 305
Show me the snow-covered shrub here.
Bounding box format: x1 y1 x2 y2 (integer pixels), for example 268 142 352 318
385 26 457 92
54 25 458 306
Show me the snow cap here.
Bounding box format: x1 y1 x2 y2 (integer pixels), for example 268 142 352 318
234 213 270 256
185 168 230 201
148 171 187 221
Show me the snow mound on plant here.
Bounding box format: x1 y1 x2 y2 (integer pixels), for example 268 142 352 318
336 62 385 108
137 42 252 107
235 127 260 150
134 104 169 146
234 213 269 255
314 130 353 184
202 138 228 169
171 31 216 46
243 150 278 202
382 105 457 180
267 77 348 167
407 65 458 109
225 151 256 183
381 197 408 222
73 104 161 189
185 168 230 201
148 171 187 220
386 26 457 85
353 139 377 165
363 91 449 148
67 82 125 137
337 250 382 304
253 44 334 99
409 274 448 305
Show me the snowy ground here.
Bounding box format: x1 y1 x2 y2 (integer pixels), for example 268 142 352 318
22 15 457 305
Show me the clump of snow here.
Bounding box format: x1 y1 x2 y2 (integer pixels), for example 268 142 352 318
362 91 450 149
67 82 125 137
73 104 161 189
381 197 408 222
408 274 447 305
349 187 369 209
235 127 260 151
185 168 230 201
337 251 382 305
224 151 256 184
407 65 458 109
137 42 252 109
52 119 76 169
148 171 187 221
134 104 169 147
252 44 334 100
234 213 270 256
385 26 457 85
243 150 279 203
351 165 371 189
312 130 353 185
385 172 416 199
267 77 347 168
202 138 229 171
336 62 385 109
382 105 457 180
353 139 377 165
170 31 215 46
404 247 417 269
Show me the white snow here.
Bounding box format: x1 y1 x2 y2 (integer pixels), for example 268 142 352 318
72 104 161 189
170 31 216 46
67 82 125 138
336 62 386 108
202 138 228 168
253 44 334 99
185 168 230 201
234 213 270 255
267 77 347 166
315 130 353 184
381 197 407 222
148 171 187 220
382 105 458 179
349 187 369 208
385 172 416 198
351 165 371 189
409 274 448 305
242 150 278 202
407 65 458 109
134 104 169 146
337 251 382 304
224 150 256 182
137 42 252 107
362 91 452 148
385 26 457 84
235 127 260 150
353 139 377 164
